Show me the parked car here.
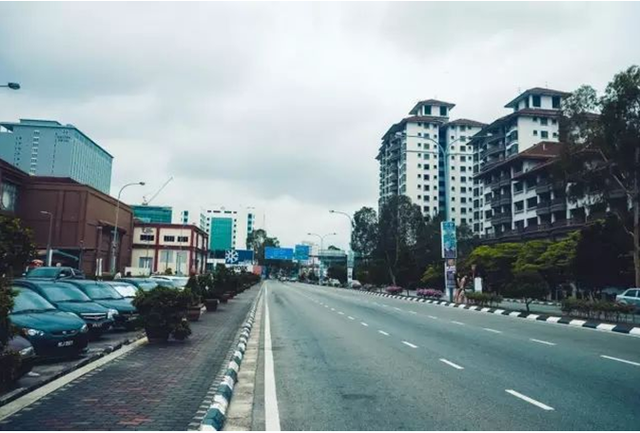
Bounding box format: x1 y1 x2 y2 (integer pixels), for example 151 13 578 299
616 288 640 310
150 275 188 289
103 281 139 300
9 287 89 358
118 278 159 292
349 280 362 289
13 280 115 337
328 279 341 287
5 335 36 378
64 280 139 330
24 266 85 280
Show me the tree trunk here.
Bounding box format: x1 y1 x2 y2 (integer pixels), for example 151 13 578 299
634 196 639 287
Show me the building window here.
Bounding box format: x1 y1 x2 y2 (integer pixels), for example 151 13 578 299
140 234 155 242
418 143 422 148
163 235 176 242
424 105 432 115
461 187 467 193
178 236 189 243
461 176 467 182
461 197 467 203
461 166 467 172
532 95 541 107
160 250 174 264
533 117 538 122
460 125 466 131
540 118 548 126
533 130 538 136
552 96 561 109
0 182 18 212
540 131 549 139
440 106 447 116
552 118 557 125
460 136 467 142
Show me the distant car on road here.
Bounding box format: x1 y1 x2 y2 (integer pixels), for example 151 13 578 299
24 266 85 280
616 288 640 310
9 287 89 359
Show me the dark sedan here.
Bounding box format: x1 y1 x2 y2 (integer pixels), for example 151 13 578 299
64 280 138 330
9 287 89 359
13 280 115 337
118 278 159 292
5 335 36 378
103 281 139 300
24 266 85 280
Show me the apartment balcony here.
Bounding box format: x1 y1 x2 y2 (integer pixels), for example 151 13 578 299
536 180 552 194
491 212 512 225
499 195 512 206
536 200 551 216
550 197 567 212
483 144 505 159
499 175 511 187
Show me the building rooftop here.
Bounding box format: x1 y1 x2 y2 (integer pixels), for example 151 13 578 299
504 87 571 108
0 119 114 159
443 118 487 128
476 141 565 177
409 99 456 115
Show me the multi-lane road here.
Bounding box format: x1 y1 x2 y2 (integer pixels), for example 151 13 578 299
251 280 640 430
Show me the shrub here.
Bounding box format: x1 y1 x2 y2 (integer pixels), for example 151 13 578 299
561 297 635 321
386 286 403 294
416 288 444 299
132 287 192 341
466 292 503 307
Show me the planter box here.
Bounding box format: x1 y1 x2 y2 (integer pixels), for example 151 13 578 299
204 299 219 312
187 304 203 322
145 327 170 343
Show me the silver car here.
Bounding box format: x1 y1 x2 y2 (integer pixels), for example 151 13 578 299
616 288 640 310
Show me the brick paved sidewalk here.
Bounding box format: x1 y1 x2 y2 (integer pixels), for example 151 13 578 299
0 287 261 431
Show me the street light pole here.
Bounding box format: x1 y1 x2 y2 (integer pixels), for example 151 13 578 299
40 211 53 266
307 232 336 284
0 82 20 90
110 181 145 274
329 210 354 283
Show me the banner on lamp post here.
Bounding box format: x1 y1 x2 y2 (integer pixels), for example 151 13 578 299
441 221 457 259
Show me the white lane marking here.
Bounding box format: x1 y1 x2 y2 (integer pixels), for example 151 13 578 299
600 355 640 367
530 338 556 346
505 389 554 411
264 286 282 431
409 311 417 314
402 341 418 348
439 358 464 370
428 315 438 320
378 330 389 336
348 316 355 320
331 308 335 311
483 328 503 334
338 311 344 315
361 322 369 327
394 307 403 311
451 320 465 325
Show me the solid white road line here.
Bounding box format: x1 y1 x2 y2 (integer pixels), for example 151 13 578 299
505 389 554 411
402 341 418 349
348 316 355 320
361 322 369 327
439 358 464 370
530 338 557 346
264 286 282 431
378 330 389 336
600 354 640 367
483 328 503 334
451 320 465 325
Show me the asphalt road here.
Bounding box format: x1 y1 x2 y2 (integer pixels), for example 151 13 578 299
257 280 640 430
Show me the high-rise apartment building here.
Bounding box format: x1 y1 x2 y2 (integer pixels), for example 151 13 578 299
193 206 264 253
377 99 485 226
0 119 113 193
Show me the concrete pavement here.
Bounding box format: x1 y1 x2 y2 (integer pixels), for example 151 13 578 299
253 280 640 430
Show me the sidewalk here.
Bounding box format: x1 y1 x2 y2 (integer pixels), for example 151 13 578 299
0 287 260 431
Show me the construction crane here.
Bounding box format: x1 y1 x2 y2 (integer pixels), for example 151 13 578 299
141 176 173 205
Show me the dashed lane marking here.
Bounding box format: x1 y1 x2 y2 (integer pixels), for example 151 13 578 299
378 330 389 336
505 389 554 411
402 341 418 349
439 358 464 370
600 355 640 367
530 338 556 346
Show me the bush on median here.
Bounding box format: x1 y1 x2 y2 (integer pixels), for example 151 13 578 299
385 286 403 295
465 292 503 307
561 297 635 322
416 288 444 299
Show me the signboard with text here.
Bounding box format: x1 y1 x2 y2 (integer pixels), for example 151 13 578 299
265 247 294 261
294 245 310 261
441 221 457 259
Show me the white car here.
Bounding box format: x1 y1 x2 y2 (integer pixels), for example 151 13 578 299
150 275 190 289
616 288 640 310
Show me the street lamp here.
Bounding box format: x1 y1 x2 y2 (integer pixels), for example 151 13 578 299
0 82 20 90
329 210 355 283
110 181 145 274
40 211 53 266
307 232 336 283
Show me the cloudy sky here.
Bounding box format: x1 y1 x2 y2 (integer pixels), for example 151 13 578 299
1 2 639 249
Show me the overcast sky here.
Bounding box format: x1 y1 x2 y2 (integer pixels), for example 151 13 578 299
1 2 639 250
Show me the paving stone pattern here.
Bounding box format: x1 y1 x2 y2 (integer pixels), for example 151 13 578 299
0 288 260 431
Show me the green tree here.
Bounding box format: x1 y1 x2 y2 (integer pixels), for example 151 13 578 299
0 216 36 278
467 243 524 293
247 229 280 265
327 264 347 284
537 232 579 294
351 207 378 260
327 245 340 251
506 269 550 312
560 66 640 286
420 264 444 290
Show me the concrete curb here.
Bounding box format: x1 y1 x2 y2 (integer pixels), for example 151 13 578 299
355 290 640 337
199 287 261 431
502 297 561 306
0 331 147 408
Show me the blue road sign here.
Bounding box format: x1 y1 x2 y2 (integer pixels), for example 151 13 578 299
265 247 294 261
294 245 310 261
225 249 254 264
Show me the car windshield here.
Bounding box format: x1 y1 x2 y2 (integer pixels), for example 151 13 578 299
81 284 124 300
12 289 57 313
110 283 137 298
39 283 92 302
25 268 59 278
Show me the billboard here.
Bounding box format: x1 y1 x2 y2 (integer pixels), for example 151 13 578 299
441 221 457 259
225 249 254 265
294 245 310 261
265 247 294 261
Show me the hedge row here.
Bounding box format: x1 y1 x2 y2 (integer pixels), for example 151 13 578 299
561 297 636 321
465 292 504 307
